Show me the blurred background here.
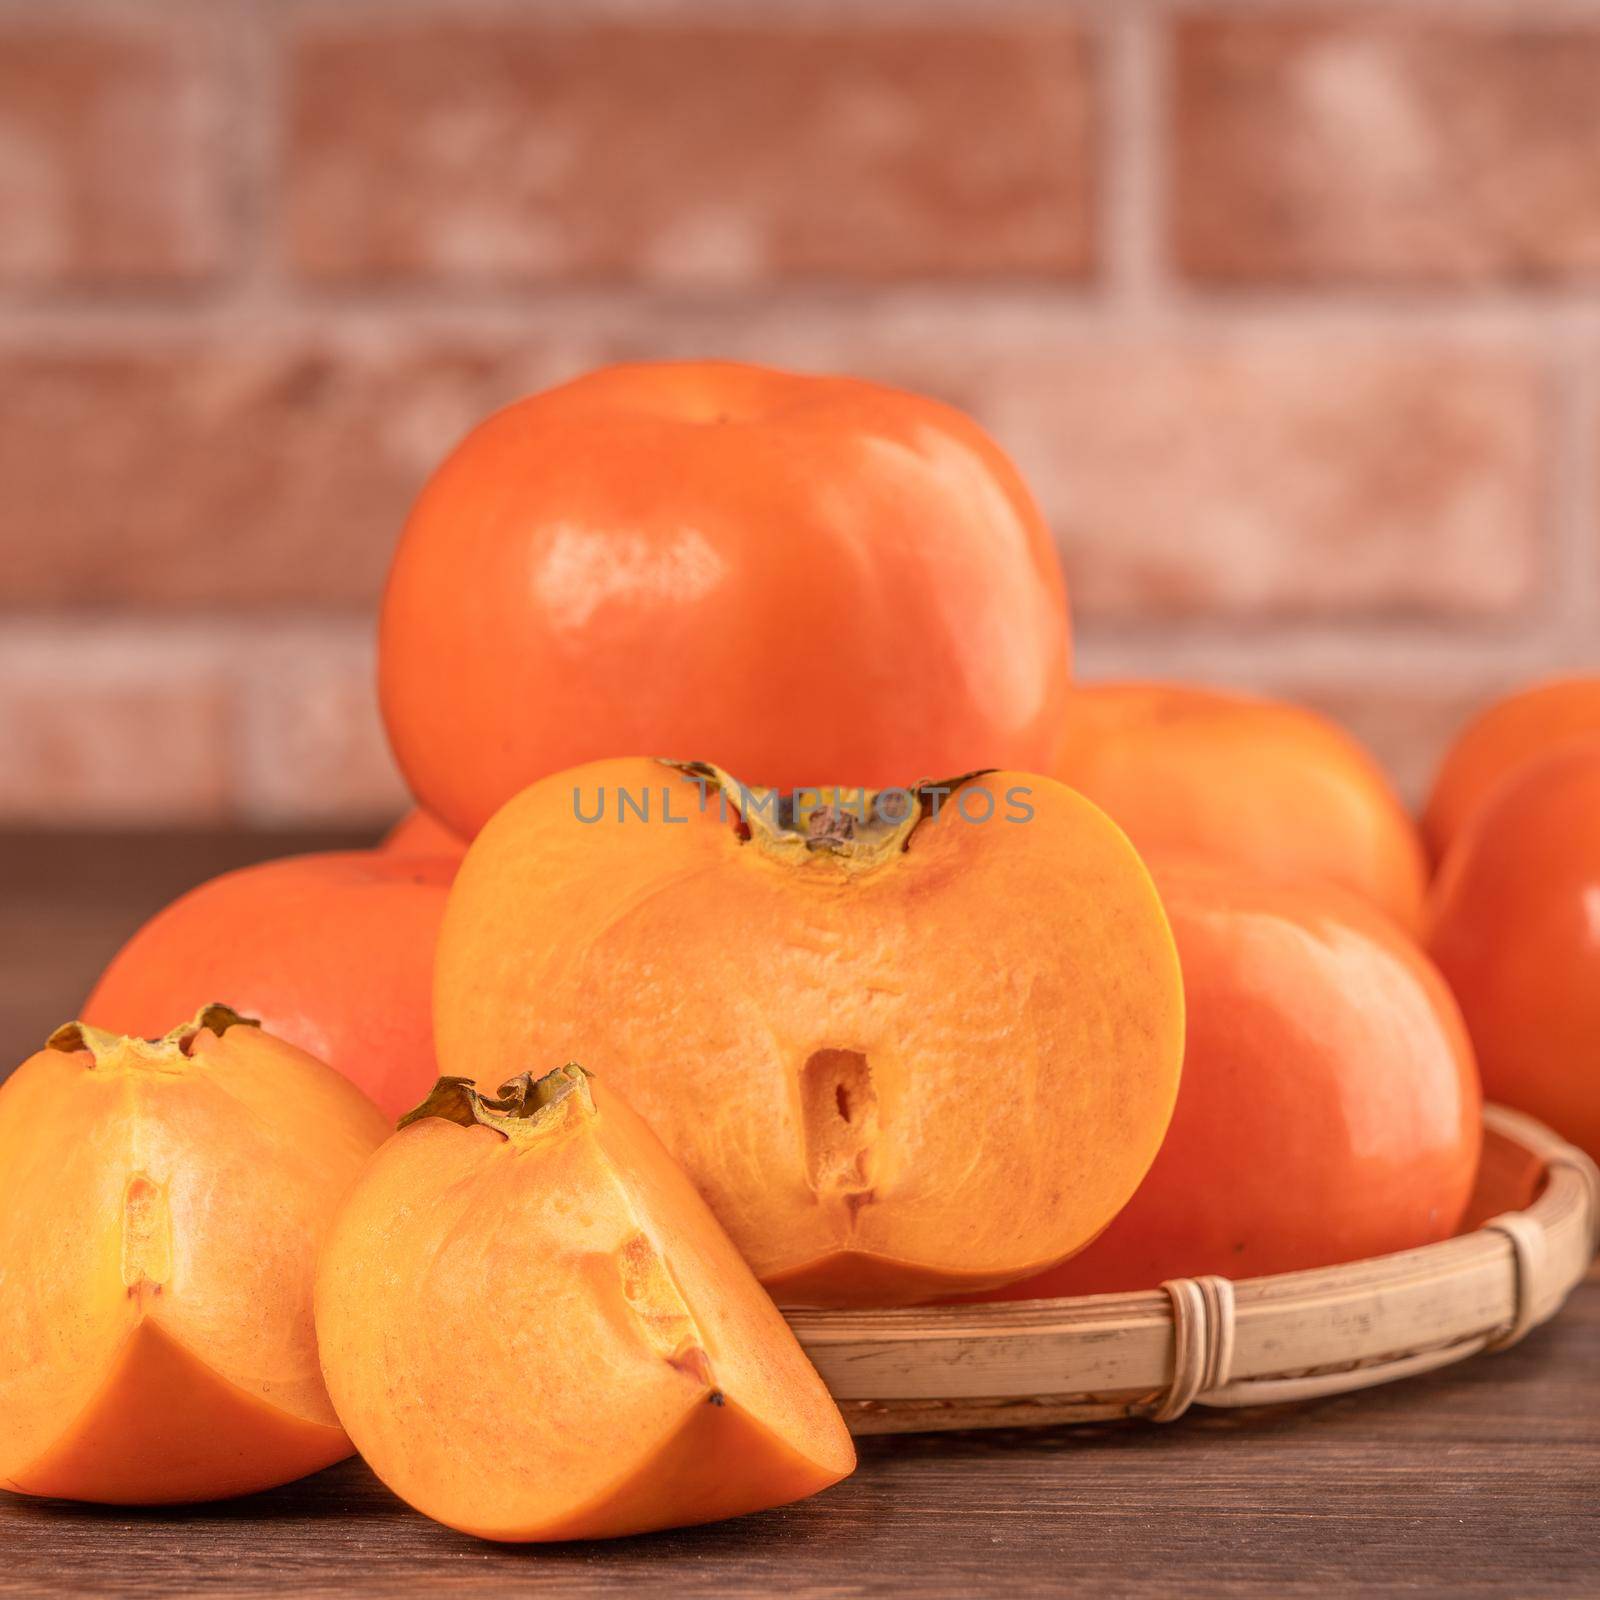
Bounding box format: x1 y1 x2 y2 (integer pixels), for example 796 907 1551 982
2 0 1598 836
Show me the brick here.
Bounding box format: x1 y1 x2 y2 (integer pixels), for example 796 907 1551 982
288 17 1093 284
0 622 406 827
236 625 407 825
0 322 1548 621
0 341 570 610
974 337 1546 620
0 12 229 287
0 627 233 825
1174 14 1600 285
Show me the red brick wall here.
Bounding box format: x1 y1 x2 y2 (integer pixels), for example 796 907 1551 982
4 1 1596 826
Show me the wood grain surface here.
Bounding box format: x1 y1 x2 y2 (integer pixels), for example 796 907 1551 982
2 831 1597 1598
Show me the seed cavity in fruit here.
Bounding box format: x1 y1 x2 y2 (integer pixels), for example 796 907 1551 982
121 1174 171 1301
617 1230 711 1388
800 1048 878 1217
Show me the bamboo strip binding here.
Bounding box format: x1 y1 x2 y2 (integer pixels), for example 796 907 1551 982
787 1105 1600 1435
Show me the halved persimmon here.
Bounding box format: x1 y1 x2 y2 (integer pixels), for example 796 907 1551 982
1054 682 1427 933
432 758 1186 1307
315 1067 855 1541
0 1007 387 1504
986 862 1481 1299
83 851 451 1120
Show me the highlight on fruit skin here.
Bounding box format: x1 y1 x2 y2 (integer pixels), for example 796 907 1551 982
985 860 1482 1301
432 757 1187 1308
1422 675 1600 868
82 850 452 1120
378 359 1074 839
1054 681 1427 934
315 1065 857 1542
0 1005 388 1505
1428 739 1600 1164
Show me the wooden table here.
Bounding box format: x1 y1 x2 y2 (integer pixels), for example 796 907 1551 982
3 831 1597 1597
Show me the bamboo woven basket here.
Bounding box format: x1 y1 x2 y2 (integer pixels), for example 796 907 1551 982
786 1104 1600 1435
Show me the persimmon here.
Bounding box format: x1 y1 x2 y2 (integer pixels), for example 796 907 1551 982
1423 676 1600 866
433 758 1186 1307
379 360 1073 839
1428 740 1600 1162
1055 682 1427 933
984 862 1481 1300
379 807 467 860
0 1006 387 1505
83 851 451 1120
316 1067 855 1541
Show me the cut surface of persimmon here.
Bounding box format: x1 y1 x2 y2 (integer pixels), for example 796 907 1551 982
315 1067 855 1542
1428 740 1600 1162
83 851 451 1120
0 1007 387 1505
433 759 1186 1307
1423 675 1600 866
379 359 1073 838
1054 681 1427 933
985 862 1482 1300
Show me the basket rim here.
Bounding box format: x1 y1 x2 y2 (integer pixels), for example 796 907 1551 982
785 1103 1600 1429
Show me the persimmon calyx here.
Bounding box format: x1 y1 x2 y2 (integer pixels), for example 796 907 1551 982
661 760 996 870
399 1064 593 1141
46 1002 258 1072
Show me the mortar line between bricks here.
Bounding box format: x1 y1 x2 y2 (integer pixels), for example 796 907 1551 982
11 0 1600 31
0 287 1103 330
228 0 290 314
1548 329 1600 643
6 293 1600 345
0 613 1580 669
1098 7 1167 312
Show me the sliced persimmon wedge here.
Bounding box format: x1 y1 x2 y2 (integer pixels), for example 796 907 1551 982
314 1067 856 1542
0 1006 387 1504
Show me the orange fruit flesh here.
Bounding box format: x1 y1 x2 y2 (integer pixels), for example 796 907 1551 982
432 759 1186 1306
0 1017 386 1504
315 1072 856 1541
986 863 1482 1299
14 1321 349 1506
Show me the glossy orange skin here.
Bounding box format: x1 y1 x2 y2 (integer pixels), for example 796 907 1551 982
1428 741 1600 1162
989 862 1482 1299
1055 682 1427 934
379 808 467 861
1423 676 1600 867
83 852 453 1120
380 360 1073 839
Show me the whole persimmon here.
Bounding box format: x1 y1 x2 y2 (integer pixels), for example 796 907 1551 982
0 1007 387 1504
317 1066 855 1541
379 807 467 861
1423 676 1600 866
1428 740 1600 1162
379 360 1073 838
1055 682 1427 934
985 862 1481 1300
433 758 1186 1307
83 852 451 1120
